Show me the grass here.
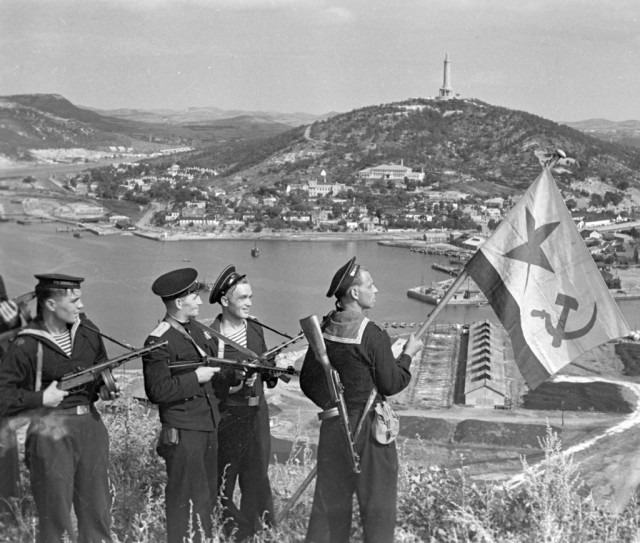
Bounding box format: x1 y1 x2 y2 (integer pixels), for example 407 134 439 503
2 399 640 542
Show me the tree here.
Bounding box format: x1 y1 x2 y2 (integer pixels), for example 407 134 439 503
590 193 603 207
331 202 344 219
603 191 623 207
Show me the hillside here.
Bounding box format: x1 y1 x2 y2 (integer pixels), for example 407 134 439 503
0 94 293 162
195 97 640 198
4 94 640 203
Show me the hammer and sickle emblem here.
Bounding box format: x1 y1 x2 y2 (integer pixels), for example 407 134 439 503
530 293 597 348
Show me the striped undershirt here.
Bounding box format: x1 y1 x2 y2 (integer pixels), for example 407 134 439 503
218 320 247 357
52 330 73 356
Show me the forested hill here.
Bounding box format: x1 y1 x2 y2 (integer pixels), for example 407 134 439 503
195 97 640 197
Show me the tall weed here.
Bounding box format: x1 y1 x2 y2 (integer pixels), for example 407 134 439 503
3 403 640 542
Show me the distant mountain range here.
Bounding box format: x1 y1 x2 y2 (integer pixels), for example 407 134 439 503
563 119 640 149
91 105 334 127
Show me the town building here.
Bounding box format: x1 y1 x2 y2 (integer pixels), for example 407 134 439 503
357 162 425 182
307 178 346 197
464 321 508 407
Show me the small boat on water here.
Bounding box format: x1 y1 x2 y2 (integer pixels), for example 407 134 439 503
73 231 83 239
251 244 260 257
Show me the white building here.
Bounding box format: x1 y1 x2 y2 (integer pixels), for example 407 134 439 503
357 163 425 182
307 178 345 197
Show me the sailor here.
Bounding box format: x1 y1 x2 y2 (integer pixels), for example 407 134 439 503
142 268 236 543
0 275 25 519
300 258 423 543
209 265 277 540
0 274 114 543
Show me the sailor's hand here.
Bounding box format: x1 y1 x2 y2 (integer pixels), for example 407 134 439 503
98 379 122 401
0 300 19 327
195 366 221 383
402 333 423 359
43 381 69 408
245 372 258 388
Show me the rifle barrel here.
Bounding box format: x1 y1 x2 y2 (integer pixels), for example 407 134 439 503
58 341 168 390
12 291 36 306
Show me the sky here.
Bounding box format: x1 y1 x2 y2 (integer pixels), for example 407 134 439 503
1 0 639 122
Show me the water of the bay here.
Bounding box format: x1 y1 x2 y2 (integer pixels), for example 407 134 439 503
2 222 638 359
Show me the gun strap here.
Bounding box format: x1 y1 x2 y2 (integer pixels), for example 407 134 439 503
165 317 208 358
193 320 261 360
247 317 293 339
80 322 135 351
35 342 43 392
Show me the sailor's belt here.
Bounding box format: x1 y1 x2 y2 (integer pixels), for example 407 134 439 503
50 405 92 416
226 398 260 408
318 407 339 420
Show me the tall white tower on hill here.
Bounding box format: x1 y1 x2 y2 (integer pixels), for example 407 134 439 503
439 53 453 99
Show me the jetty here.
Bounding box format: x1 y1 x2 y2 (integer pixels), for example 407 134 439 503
407 278 487 306
431 263 463 276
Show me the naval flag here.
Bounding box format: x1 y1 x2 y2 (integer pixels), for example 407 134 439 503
465 168 630 389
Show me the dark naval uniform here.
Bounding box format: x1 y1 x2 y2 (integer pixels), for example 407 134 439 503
143 318 233 543
0 315 112 543
211 315 276 540
0 280 24 519
300 309 412 543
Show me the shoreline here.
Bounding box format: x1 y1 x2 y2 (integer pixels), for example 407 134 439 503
131 229 426 243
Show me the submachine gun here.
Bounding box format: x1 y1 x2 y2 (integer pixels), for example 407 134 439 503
169 355 299 380
58 341 168 395
300 314 360 473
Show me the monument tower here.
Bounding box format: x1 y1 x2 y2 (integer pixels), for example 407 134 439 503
438 53 453 99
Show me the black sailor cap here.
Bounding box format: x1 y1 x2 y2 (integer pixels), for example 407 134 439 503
151 268 206 300
35 274 84 289
209 265 246 304
326 257 360 298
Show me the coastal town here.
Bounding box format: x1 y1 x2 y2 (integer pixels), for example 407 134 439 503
3 158 640 246
3 155 640 307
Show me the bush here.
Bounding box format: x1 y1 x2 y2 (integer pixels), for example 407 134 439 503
4 404 640 542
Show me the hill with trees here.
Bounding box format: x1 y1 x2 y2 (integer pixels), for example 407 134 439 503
189 97 640 199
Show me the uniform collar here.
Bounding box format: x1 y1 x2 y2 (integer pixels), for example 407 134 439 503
322 310 369 344
18 318 81 357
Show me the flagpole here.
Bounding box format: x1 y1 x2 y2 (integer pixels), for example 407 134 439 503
545 148 566 170
414 270 469 340
413 149 566 342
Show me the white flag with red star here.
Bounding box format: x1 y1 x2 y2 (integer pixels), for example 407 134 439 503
466 168 630 389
